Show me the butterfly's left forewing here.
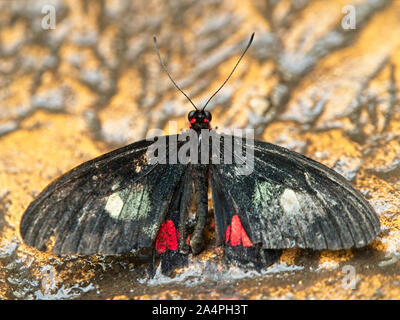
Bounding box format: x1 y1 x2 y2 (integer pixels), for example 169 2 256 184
210 135 380 252
20 136 187 255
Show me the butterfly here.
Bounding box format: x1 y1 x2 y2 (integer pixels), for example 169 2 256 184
20 33 380 276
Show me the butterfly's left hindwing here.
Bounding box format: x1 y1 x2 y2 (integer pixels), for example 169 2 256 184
210 136 380 251
20 136 186 255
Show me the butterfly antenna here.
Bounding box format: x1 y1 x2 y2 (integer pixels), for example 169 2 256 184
153 36 198 111
202 32 255 111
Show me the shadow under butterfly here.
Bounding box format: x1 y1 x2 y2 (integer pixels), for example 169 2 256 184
20 33 380 276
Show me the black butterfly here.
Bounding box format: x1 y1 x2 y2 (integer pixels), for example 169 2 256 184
20 33 380 276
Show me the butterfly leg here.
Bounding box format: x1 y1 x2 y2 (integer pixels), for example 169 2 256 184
190 164 209 255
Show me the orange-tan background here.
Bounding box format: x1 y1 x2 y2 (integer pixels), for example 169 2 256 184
0 0 399 299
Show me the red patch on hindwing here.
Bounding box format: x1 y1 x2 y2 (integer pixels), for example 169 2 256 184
225 214 253 247
155 220 179 254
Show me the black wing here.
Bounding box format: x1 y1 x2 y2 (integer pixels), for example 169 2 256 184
210 135 380 251
20 136 187 255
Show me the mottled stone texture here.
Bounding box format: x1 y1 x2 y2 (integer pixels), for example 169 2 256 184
0 0 400 299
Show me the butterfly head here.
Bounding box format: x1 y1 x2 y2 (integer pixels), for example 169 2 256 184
188 110 211 130
153 33 254 132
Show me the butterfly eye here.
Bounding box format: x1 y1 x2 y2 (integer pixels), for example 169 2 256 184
188 110 196 121
204 111 212 121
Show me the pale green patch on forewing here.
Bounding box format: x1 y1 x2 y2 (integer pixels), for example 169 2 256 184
118 184 151 221
104 185 151 221
252 179 283 209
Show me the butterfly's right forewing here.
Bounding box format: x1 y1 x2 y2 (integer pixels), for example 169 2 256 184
20 136 187 255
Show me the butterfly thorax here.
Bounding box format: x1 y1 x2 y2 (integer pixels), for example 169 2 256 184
188 110 211 132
